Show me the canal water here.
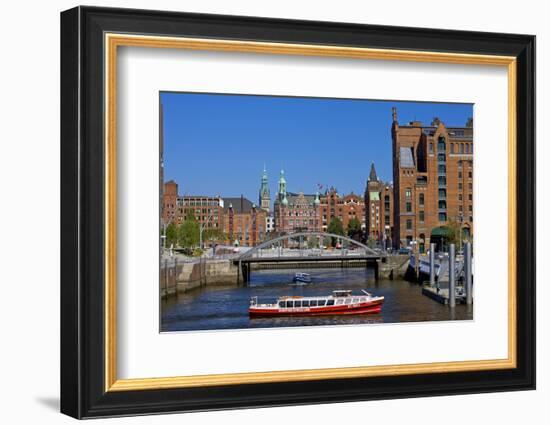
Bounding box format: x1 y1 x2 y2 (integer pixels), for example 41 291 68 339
161 268 473 332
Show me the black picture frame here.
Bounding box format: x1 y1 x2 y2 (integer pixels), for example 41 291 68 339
61 5 535 419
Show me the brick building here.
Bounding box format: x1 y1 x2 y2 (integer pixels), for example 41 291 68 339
364 163 394 248
273 170 321 234
162 180 179 225
223 196 267 247
161 181 267 247
318 188 366 233
391 107 473 252
162 181 225 229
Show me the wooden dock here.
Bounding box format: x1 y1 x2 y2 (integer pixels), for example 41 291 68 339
422 285 467 305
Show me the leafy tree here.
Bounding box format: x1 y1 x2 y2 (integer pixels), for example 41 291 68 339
347 217 362 238
367 235 377 248
444 218 462 247
203 228 226 243
327 217 344 247
307 236 319 249
327 217 344 235
164 222 178 248
178 216 200 248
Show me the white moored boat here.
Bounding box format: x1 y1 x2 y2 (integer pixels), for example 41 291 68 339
249 289 384 317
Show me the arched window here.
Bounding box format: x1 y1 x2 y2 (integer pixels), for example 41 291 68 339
450 143 455 154
437 136 446 152
459 143 464 154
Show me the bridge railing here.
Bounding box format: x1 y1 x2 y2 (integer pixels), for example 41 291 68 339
246 247 371 259
236 231 381 261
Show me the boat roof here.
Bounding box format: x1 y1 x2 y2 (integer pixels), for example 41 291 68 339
333 290 353 296
278 290 356 300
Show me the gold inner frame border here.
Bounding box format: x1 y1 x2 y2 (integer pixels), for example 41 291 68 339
104 33 517 392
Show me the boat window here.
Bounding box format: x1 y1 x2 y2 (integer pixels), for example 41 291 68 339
336 299 344 305
310 300 317 307
302 300 310 307
295 300 302 308
326 299 335 306
279 301 285 308
345 298 352 304
285 301 293 308
317 300 326 307
352 298 359 304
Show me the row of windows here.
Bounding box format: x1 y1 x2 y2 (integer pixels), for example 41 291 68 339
279 297 368 308
405 209 474 227
450 143 473 154
182 200 221 207
458 160 473 170
288 219 318 226
286 211 317 217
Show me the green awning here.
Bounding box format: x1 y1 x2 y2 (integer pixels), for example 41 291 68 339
430 226 454 238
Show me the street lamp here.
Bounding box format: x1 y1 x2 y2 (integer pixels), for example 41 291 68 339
161 216 173 255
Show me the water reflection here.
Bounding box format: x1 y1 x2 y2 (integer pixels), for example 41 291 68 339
161 268 472 332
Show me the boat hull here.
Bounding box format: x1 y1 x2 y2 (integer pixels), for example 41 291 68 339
249 299 383 317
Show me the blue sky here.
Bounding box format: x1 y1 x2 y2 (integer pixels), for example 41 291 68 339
161 92 472 202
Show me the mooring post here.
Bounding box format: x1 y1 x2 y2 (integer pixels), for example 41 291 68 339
374 260 379 281
164 258 168 291
465 242 473 305
242 262 248 286
449 244 456 308
174 257 178 293
237 260 241 285
430 243 436 287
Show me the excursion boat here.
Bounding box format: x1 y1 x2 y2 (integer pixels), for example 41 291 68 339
292 272 311 284
249 290 384 317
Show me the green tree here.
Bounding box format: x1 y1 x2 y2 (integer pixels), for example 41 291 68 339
307 236 319 249
445 218 462 247
367 235 377 248
178 215 200 248
164 222 178 248
203 228 226 244
347 217 362 238
327 217 344 247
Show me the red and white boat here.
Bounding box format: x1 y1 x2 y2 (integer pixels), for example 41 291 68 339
249 290 384 317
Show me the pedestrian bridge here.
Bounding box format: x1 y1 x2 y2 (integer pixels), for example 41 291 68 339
233 231 383 284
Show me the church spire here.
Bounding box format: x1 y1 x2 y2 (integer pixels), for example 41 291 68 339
259 165 270 212
369 162 378 182
278 169 287 198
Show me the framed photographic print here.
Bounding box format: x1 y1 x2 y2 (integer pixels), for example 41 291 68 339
60 6 535 419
